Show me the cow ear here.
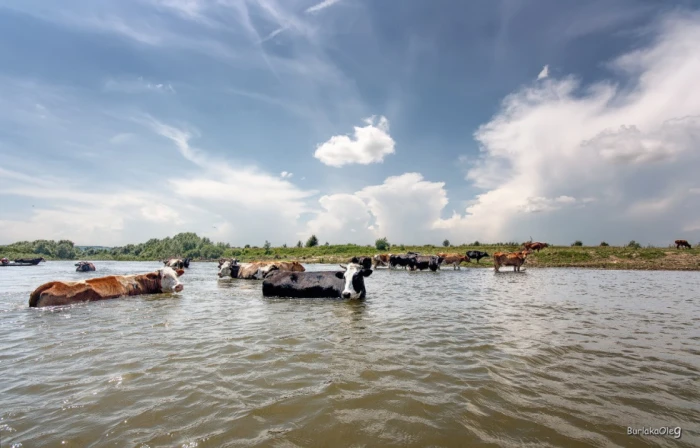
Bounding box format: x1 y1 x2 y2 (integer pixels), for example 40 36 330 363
176 269 185 277
335 271 345 279
362 269 372 277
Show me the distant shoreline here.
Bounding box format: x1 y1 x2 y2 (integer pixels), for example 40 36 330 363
7 248 698 271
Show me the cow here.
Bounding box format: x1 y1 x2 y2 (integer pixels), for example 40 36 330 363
218 259 305 279
164 258 186 269
183 258 191 268
529 242 549 252
493 250 530 272
28 267 185 308
437 253 470 270
14 257 46 264
675 239 692 249
262 263 372 299
75 261 96 272
389 253 417 270
466 251 490 263
410 255 443 272
372 254 391 268
351 256 372 270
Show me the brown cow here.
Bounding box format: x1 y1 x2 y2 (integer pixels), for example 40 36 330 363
675 239 692 249
29 267 185 308
493 250 530 272
437 253 470 270
529 242 549 252
372 254 391 268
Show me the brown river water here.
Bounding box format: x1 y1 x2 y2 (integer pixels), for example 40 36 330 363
1 261 698 447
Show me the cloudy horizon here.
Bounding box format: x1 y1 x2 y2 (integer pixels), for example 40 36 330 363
1 1 699 247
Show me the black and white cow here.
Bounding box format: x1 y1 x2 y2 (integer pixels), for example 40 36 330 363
351 256 372 270
410 255 443 271
389 253 417 270
466 251 490 263
262 263 372 299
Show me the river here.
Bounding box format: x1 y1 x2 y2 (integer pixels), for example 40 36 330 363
1 261 698 447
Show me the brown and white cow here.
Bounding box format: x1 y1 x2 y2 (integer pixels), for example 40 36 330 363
164 258 190 269
372 254 391 268
675 239 692 249
437 253 470 270
493 250 530 272
29 267 185 308
218 259 305 279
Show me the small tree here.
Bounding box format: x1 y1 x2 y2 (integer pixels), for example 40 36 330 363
600 241 609 247
443 239 450 247
244 244 251 249
282 243 287 248
324 241 330 246
572 240 583 247
472 241 480 246
627 240 641 249
264 240 272 255
305 235 319 247
296 240 303 248
375 237 390 251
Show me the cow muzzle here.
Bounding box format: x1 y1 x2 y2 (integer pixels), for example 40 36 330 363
174 284 184 292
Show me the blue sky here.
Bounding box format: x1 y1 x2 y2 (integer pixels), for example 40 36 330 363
1 0 700 246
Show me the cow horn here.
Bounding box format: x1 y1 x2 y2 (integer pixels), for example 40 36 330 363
339 264 347 270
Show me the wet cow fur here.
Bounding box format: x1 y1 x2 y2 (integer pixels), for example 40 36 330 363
28 267 185 307
262 263 372 299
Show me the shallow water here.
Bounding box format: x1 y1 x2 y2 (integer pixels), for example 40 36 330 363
1 261 698 447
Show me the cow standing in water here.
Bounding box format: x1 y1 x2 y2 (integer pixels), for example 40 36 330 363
29 267 185 307
493 250 530 272
351 256 372 269
75 261 96 272
437 253 470 270
372 254 390 268
262 263 372 299
675 240 692 249
466 251 490 263
218 259 305 279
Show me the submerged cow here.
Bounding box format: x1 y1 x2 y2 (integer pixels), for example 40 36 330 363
466 251 490 263
493 250 530 272
410 255 443 271
351 256 372 269
28 267 185 307
218 259 305 279
437 253 470 270
75 261 96 272
164 258 185 269
262 263 372 299
675 239 692 249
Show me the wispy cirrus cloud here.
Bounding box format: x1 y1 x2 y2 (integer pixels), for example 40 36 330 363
306 0 341 14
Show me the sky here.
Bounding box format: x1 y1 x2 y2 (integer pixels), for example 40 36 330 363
1 0 700 247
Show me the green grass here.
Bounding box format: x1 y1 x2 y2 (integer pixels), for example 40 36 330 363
3 237 699 270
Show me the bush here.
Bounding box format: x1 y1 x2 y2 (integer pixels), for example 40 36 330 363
443 239 450 247
282 243 287 248
375 237 390 251
627 240 641 249
399 244 406 251
600 242 609 246
472 241 480 246
296 240 302 248
572 240 583 247
264 240 272 255
306 235 319 247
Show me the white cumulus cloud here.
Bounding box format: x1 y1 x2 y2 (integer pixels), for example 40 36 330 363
313 115 396 167
537 64 549 80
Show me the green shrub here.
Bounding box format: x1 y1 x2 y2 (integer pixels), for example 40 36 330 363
572 240 583 247
305 235 319 247
375 237 390 251
600 242 609 247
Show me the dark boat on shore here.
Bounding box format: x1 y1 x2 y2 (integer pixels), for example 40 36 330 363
1 257 46 267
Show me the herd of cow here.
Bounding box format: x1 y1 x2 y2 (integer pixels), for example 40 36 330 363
24 238 695 308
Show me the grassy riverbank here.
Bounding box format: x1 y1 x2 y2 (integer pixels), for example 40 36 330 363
4 242 699 270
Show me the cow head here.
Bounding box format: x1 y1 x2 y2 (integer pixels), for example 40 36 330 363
218 259 237 278
289 261 305 272
157 267 184 293
336 263 372 299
